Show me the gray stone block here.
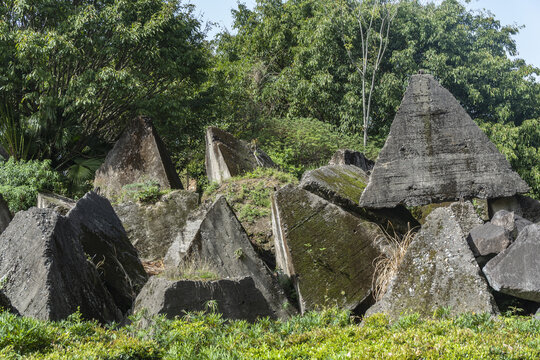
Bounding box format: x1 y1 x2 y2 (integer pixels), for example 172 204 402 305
0 208 121 322
272 185 385 314
467 223 510 257
205 127 275 184
134 276 274 322
114 190 199 262
164 196 293 319
483 224 540 302
365 207 498 320
328 149 374 172
94 116 183 200
299 165 418 235
360 74 529 208
66 192 148 314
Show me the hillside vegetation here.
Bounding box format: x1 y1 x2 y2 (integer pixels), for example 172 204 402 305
0 0 538 203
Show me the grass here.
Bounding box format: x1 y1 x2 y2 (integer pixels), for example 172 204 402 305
372 226 417 301
201 168 298 254
161 258 220 282
0 308 539 359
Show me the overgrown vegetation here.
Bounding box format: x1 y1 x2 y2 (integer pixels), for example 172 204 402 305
1 0 538 198
162 258 220 282
372 226 417 301
0 158 65 213
117 181 171 204
202 168 297 256
0 308 539 359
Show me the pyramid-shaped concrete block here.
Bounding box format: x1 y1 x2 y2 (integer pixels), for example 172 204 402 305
360 74 529 208
205 127 275 184
94 116 183 199
163 196 293 319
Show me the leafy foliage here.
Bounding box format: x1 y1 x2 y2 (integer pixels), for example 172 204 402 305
481 119 540 199
215 0 540 145
0 158 65 213
255 117 371 177
0 0 208 169
0 309 539 359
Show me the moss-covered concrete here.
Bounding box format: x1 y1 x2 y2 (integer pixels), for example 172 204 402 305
273 185 385 313
366 206 498 320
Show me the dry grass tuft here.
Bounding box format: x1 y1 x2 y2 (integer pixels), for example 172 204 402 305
372 225 417 301
162 257 220 282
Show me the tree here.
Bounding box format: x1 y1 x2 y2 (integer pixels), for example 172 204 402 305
0 0 208 169
340 0 398 147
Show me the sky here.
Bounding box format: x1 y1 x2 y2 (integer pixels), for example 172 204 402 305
187 0 540 68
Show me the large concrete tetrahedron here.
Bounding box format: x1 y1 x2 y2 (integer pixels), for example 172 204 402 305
360 74 529 208
94 116 183 200
205 127 275 184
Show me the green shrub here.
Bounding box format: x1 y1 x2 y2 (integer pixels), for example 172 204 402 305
254 117 379 178
119 180 170 204
0 158 65 213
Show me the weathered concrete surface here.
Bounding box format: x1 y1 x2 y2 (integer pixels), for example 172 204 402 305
366 207 498 320
489 195 540 224
0 208 121 322
360 74 529 208
467 223 510 257
491 210 533 241
66 192 148 314
37 191 76 215
114 190 199 262
272 185 385 314
205 127 275 184
94 116 183 200
483 224 540 302
328 149 374 172
300 165 418 235
134 276 274 322
447 201 484 236
164 196 292 319
0 194 11 235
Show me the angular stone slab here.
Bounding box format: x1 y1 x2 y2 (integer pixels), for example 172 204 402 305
164 196 292 319
37 191 76 215
360 74 529 208
272 185 385 314
447 201 484 236
328 149 374 172
366 207 498 320
300 165 418 235
489 195 540 224
483 224 540 302
467 223 510 257
66 192 148 314
0 194 11 235
205 127 275 184
94 116 183 200
134 276 274 322
114 190 199 262
491 210 533 241
0 208 121 322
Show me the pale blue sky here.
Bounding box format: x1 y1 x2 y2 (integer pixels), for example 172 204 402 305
188 0 540 67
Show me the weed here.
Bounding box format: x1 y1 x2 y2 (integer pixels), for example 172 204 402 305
162 258 220 282
372 226 417 301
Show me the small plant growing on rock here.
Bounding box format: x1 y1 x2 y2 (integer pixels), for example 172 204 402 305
372 226 417 301
162 258 220 282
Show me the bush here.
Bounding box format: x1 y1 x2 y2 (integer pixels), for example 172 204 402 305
0 158 65 213
254 117 378 178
